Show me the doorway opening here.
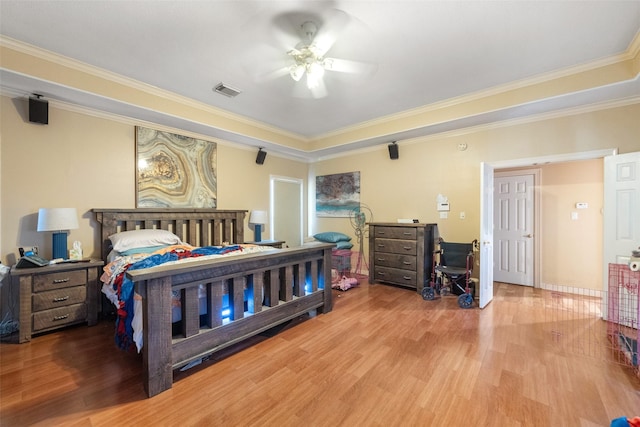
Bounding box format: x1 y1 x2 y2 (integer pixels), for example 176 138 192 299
270 175 303 247
480 148 615 308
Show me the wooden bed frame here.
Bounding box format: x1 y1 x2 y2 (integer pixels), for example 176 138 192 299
93 209 333 397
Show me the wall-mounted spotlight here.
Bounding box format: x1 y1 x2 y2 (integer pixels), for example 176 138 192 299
388 141 399 160
256 148 267 165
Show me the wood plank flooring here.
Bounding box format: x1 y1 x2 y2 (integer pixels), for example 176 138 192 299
1 282 639 426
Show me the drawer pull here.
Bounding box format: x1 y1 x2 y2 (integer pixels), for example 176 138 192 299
52 278 70 284
403 276 412 280
53 314 69 321
378 272 386 276
53 296 69 302
403 232 412 235
376 258 386 262
377 231 385 235
403 246 412 250
403 261 411 265
377 244 385 248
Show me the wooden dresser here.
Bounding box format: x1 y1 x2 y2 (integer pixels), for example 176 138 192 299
11 260 104 343
368 223 437 294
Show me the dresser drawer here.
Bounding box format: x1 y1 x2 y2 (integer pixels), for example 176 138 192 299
373 239 417 255
33 270 86 292
372 253 417 271
373 226 417 240
32 303 87 332
372 266 417 288
32 286 86 312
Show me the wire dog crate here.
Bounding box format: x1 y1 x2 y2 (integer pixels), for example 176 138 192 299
607 263 640 371
542 264 639 379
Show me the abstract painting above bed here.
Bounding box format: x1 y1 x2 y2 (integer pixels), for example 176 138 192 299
136 126 218 208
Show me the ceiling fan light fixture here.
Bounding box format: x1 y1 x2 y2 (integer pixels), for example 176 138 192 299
290 64 305 81
306 62 325 89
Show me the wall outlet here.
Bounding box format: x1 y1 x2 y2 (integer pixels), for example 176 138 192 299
459 211 466 219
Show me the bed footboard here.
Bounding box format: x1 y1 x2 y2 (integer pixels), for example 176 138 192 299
126 242 333 397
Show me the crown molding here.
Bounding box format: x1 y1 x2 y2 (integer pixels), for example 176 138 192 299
316 33 640 142
0 36 307 143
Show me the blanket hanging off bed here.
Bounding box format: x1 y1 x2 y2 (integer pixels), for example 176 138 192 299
111 246 240 351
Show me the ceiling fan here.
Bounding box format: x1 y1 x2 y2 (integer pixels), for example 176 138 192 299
257 8 377 98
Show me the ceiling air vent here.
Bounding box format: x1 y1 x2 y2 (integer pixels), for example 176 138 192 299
214 83 241 98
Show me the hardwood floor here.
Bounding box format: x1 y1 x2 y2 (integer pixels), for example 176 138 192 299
1 282 639 426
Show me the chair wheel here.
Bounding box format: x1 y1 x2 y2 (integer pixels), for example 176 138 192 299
422 287 435 301
458 293 473 309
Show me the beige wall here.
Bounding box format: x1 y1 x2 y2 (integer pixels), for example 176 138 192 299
1 94 639 296
539 159 603 289
313 103 640 289
0 95 308 265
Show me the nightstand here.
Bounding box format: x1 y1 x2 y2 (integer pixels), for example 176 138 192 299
10 260 104 343
243 240 285 249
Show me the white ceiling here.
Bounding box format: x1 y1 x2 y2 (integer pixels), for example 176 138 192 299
1 1 639 159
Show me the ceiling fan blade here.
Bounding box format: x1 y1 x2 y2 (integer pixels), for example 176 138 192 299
324 58 378 76
309 78 328 99
270 10 324 52
312 8 350 56
259 65 292 82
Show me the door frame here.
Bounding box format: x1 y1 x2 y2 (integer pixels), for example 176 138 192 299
480 148 615 300
270 175 304 246
494 169 540 287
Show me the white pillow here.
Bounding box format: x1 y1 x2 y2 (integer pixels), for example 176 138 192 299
109 229 182 253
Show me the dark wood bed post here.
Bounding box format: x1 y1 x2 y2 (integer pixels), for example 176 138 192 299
139 276 173 397
321 246 333 312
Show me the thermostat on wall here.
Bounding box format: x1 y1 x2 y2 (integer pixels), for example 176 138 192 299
437 202 450 212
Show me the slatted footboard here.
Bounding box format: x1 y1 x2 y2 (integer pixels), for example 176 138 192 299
128 243 333 397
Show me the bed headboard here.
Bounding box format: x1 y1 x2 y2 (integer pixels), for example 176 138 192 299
93 209 247 262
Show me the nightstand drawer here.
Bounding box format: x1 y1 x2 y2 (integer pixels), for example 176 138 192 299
32 286 87 312
373 239 417 255
373 226 417 240
372 253 417 270
32 303 87 332
33 270 86 292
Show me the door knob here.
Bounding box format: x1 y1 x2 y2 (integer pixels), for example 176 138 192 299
523 234 533 238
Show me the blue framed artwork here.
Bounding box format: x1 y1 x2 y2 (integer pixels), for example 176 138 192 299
316 171 360 217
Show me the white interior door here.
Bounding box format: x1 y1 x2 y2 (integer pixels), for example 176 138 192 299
479 162 495 308
494 173 534 286
604 151 640 267
603 151 640 325
271 176 303 247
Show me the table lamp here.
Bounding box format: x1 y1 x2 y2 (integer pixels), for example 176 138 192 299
249 210 268 242
37 208 79 259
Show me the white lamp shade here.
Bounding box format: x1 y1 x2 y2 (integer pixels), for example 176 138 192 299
37 208 79 231
249 210 268 225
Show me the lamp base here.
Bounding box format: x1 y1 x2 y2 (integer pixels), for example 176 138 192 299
52 232 68 259
254 224 262 242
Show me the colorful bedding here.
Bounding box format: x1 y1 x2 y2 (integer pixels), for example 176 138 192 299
101 244 271 352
